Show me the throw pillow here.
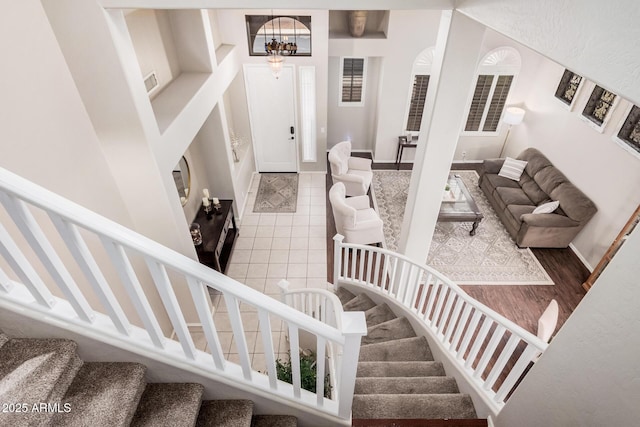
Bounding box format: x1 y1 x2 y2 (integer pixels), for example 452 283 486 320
533 200 560 214
498 157 528 181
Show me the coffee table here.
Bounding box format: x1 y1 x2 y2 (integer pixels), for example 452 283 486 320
439 174 484 235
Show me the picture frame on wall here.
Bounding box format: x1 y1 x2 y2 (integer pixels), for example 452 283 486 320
554 68 585 111
612 103 640 159
580 83 620 133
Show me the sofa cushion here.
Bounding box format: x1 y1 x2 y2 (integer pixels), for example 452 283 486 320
534 167 568 196
505 204 536 232
496 187 534 207
550 182 598 223
518 148 554 176
483 174 521 199
519 173 549 205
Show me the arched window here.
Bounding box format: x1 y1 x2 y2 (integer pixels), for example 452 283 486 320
463 47 521 133
245 15 311 56
404 47 434 133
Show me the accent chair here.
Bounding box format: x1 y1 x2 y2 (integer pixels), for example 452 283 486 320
328 141 373 196
329 182 384 245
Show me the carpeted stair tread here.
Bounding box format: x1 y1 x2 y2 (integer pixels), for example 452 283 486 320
335 287 357 306
251 415 297 427
343 293 377 312
0 338 82 426
352 394 477 419
355 376 459 394
362 317 416 345
50 362 146 427
197 399 253 427
364 303 397 327
360 336 433 362
357 361 445 377
131 383 204 427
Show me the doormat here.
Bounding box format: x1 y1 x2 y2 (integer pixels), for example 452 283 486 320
371 170 554 285
253 173 298 213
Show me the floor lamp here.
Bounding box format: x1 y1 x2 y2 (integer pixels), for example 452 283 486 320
499 107 526 158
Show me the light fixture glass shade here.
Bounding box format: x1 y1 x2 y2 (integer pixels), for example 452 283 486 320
267 53 284 78
503 107 526 125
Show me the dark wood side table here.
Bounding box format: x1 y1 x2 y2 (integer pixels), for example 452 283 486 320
192 200 238 274
395 135 418 169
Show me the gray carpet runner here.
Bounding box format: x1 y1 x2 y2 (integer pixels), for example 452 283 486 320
0 331 297 427
336 287 478 421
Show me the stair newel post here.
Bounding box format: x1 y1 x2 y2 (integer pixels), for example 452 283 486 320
337 311 367 419
333 234 345 288
277 278 290 304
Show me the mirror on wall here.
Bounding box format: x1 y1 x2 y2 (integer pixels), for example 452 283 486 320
173 156 191 206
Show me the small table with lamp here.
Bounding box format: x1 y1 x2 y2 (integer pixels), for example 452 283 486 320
395 134 418 170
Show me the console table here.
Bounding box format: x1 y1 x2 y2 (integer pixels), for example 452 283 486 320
395 135 418 169
192 199 238 274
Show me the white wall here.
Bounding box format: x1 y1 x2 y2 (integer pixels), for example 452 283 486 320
371 10 442 162
327 56 381 151
0 0 175 332
125 9 180 98
215 9 329 172
496 224 640 426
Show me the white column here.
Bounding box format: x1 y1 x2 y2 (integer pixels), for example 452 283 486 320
398 11 486 263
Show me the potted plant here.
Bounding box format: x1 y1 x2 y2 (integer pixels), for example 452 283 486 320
276 350 332 398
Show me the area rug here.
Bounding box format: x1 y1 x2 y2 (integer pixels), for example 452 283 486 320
253 173 298 213
371 170 554 285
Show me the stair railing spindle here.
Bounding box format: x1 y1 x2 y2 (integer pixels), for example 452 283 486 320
100 238 165 349
50 214 131 336
0 221 55 308
0 193 94 323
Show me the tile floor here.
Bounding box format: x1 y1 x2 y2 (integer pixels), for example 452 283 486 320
191 172 330 371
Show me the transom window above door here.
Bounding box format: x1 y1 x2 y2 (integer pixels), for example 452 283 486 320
245 15 311 56
463 47 521 135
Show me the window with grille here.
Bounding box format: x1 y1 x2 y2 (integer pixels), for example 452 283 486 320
464 74 514 132
405 75 430 132
339 57 366 106
615 105 640 156
582 85 618 130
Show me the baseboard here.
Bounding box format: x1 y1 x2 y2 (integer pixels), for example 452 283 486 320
453 160 483 164
569 243 594 272
374 158 404 163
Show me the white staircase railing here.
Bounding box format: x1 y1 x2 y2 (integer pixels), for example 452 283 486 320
333 234 548 415
0 166 366 422
277 279 346 406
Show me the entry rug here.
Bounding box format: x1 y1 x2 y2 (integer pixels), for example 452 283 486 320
253 173 298 213
371 170 554 285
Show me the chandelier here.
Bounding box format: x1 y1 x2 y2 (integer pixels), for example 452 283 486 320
264 15 298 78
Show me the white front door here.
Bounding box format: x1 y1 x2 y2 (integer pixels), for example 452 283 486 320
245 65 298 172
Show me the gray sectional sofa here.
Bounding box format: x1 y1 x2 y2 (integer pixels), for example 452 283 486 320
479 148 597 248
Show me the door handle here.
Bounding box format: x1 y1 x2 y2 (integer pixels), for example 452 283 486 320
290 126 295 140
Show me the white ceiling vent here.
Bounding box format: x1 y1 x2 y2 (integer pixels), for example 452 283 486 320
143 71 159 95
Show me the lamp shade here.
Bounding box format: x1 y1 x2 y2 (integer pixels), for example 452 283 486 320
503 107 526 126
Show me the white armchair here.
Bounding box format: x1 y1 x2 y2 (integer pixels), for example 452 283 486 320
328 141 373 196
329 182 384 245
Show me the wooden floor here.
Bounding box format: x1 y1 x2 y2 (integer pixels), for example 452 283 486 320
325 155 589 336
